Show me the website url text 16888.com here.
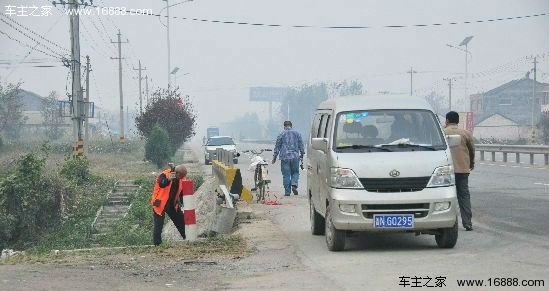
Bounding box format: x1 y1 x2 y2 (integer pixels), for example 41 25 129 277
398 276 545 288
65 7 154 16
4 5 153 17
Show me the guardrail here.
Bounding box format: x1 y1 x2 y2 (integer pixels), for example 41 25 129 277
475 144 549 165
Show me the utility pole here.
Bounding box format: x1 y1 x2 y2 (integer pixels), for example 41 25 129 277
53 0 94 158
444 78 454 111
531 57 537 143
133 60 147 114
145 75 149 106
84 55 91 143
407 66 417 96
111 30 128 143
64 0 86 158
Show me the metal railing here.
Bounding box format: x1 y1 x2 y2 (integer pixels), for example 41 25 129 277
475 144 549 165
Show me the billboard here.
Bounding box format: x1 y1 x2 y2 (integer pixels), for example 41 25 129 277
249 87 289 102
457 112 474 132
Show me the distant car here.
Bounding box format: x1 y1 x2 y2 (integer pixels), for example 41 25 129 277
204 136 239 165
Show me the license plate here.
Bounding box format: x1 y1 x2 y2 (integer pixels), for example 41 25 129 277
373 214 414 228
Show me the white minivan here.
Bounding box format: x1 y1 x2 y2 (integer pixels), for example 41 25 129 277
307 95 461 251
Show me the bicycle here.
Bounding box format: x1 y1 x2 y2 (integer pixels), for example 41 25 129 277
241 148 272 203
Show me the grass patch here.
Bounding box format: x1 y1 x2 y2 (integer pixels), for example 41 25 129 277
0 138 225 262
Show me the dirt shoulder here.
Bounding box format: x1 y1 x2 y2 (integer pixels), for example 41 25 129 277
0 206 330 291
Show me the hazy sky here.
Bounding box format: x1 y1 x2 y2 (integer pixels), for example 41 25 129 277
1 0 548 135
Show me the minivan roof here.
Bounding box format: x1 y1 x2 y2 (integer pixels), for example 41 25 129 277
316 95 434 112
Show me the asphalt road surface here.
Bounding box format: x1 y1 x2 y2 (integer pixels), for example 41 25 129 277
233 142 549 290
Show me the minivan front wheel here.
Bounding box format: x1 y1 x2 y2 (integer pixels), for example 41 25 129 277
310 198 325 235
325 206 345 251
435 219 458 248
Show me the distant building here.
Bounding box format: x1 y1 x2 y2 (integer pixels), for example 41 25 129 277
17 90 71 140
18 89 109 141
470 75 549 142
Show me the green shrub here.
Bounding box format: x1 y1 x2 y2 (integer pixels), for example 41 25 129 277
189 174 204 191
0 151 47 248
145 124 172 168
59 156 91 185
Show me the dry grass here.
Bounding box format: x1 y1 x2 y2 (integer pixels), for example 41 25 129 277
0 139 164 181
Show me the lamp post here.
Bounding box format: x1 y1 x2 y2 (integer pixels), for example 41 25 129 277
162 0 171 88
159 0 194 89
446 36 473 111
459 36 473 111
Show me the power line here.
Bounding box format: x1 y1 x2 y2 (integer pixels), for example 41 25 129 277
143 9 549 30
39 1 549 30
0 29 62 59
0 13 69 55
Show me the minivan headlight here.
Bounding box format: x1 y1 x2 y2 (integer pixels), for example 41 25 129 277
329 168 363 189
426 165 454 187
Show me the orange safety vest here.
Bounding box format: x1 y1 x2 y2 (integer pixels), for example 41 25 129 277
150 168 187 215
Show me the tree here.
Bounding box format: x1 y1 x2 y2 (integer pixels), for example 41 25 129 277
329 80 364 98
424 90 448 116
135 87 196 155
0 82 26 140
145 124 172 168
41 91 64 140
223 112 262 140
278 80 364 136
279 83 328 136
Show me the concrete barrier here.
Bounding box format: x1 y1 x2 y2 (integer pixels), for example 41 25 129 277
210 185 237 234
212 159 253 202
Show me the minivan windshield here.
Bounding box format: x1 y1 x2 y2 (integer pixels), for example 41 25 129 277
333 109 446 152
207 137 235 146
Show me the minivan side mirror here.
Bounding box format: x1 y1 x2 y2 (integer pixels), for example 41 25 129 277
446 134 461 147
311 137 328 152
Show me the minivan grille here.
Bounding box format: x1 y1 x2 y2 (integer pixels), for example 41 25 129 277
361 203 430 219
359 177 430 192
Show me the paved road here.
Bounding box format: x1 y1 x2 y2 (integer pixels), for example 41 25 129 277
195 141 548 290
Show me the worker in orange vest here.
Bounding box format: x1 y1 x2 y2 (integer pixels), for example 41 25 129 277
150 164 187 246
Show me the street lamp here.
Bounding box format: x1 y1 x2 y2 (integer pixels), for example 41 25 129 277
161 0 171 88
459 36 473 111
170 66 179 87
159 0 194 89
446 36 473 111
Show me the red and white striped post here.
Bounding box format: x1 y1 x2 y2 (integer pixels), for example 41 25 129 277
181 180 197 241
